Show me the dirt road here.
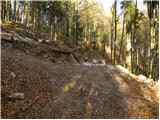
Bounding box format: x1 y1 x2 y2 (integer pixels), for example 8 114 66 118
1 48 159 119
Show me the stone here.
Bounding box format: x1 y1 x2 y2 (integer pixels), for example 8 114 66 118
144 79 153 83
26 51 30 54
116 65 129 74
100 59 106 65
1 32 12 41
70 54 78 64
15 59 19 62
38 39 43 43
44 54 48 58
8 92 25 100
13 33 24 41
93 59 98 64
1 41 13 49
24 37 37 46
10 72 16 78
45 40 50 43
138 75 147 81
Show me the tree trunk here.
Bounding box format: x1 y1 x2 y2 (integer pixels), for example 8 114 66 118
148 17 152 78
5 0 9 22
36 7 41 32
65 1 70 38
1 2 6 21
114 0 117 65
84 25 87 41
103 31 106 57
110 19 114 63
131 0 138 73
118 12 125 64
13 0 16 21
25 0 29 26
72 2 77 47
131 28 133 72
54 16 57 41
16 1 19 22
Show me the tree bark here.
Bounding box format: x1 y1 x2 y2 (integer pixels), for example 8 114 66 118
118 12 125 64
13 0 17 21
110 15 114 63
1 2 6 21
72 2 77 47
114 0 117 65
132 0 137 74
5 0 9 22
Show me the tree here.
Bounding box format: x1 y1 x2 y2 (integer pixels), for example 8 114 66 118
118 0 126 65
114 0 117 65
144 0 159 79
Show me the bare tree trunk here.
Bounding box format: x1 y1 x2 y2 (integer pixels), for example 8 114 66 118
132 0 137 74
149 18 154 79
54 16 57 41
1 2 6 21
84 25 87 41
16 1 19 22
118 13 125 64
65 1 70 38
110 20 114 63
5 0 9 22
33 14 36 30
13 0 16 21
102 30 106 57
25 0 29 26
114 0 117 65
36 7 41 32
131 28 133 72
72 2 77 47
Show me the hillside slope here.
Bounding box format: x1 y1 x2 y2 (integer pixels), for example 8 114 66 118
1 23 159 119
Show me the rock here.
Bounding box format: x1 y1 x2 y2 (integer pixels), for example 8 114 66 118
1 32 12 41
13 33 24 41
13 33 34 46
8 92 25 100
99 59 106 65
44 54 48 58
26 51 30 54
45 40 50 43
26 30 35 37
15 59 19 62
155 80 159 86
10 72 16 78
38 39 43 43
1 41 13 49
79 58 85 64
116 65 129 74
24 37 37 46
138 75 147 81
144 79 154 83
83 62 92 66
70 54 78 64
93 59 98 64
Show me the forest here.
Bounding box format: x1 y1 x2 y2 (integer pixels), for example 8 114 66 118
1 0 159 119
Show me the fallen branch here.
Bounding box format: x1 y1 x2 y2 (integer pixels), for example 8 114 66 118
9 96 39 118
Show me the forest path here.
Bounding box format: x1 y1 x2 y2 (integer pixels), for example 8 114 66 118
1 48 159 119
